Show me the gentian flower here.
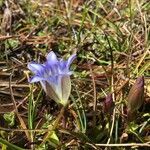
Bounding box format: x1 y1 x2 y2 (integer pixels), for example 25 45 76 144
28 51 76 106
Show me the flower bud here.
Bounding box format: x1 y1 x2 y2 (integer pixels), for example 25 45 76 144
103 93 114 115
127 76 144 121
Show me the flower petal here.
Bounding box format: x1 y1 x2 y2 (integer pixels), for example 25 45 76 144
46 51 58 64
58 54 76 74
66 54 76 69
45 81 60 104
28 62 44 74
59 60 67 70
29 76 45 83
40 81 46 92
61 75 71 105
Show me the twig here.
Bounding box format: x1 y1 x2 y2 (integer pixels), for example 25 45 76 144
94 143 150 147
9 69 30 140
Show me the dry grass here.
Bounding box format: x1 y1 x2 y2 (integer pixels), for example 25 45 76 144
0 0 149 149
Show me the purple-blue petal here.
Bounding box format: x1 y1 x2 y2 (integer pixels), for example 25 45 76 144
46 51 58 64
50 64 59 75
46 75 59 85
29 76 45 83
28 62 44 74
66 54 76 69
59 60 67 70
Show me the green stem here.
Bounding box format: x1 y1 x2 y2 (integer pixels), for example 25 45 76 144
0 138 24 150
40 106 66 145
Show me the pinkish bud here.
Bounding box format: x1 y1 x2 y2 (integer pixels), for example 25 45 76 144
127 76 144 121
103 93 114 115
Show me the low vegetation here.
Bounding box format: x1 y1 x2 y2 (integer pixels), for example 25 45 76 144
0 0 149 149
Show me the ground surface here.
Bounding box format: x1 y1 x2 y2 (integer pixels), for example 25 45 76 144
0 0 150 149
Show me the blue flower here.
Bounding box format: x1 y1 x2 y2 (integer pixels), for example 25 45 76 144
28 51 76 106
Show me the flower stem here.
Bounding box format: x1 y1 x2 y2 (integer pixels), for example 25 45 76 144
40 106 66 145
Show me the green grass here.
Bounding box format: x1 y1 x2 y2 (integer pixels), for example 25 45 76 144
0 0 149 149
